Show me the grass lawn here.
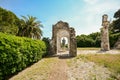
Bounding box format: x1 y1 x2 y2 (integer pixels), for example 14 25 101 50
76 53 120 79
77 47 100 50
10 57 58 80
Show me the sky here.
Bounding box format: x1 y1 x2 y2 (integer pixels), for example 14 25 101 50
0 0 120 38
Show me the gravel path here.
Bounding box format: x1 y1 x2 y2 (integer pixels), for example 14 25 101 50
67 58 111 80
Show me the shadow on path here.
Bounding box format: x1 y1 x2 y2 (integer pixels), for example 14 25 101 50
46 51 74 59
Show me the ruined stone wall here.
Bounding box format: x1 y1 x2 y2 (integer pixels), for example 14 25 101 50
51 21 77 57
69 27 77 56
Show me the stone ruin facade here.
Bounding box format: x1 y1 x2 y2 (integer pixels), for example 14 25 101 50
51 21 77 57
101 14 110 51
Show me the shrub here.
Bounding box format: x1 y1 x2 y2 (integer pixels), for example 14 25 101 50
42 37 51 56
0 32 46 79
109 33 120 47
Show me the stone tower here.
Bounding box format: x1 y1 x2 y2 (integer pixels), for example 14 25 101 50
101 14 110 51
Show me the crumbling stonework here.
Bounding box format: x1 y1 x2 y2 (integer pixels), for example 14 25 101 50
51 21 77 57
114 37 120 49
101 14 110 51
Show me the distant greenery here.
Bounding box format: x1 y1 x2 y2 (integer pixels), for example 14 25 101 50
0 32 46 80
0 7 19 35
77 54 120 79
0 7 43 39
76 32 101 47
76 32 120 48
77 9 120 48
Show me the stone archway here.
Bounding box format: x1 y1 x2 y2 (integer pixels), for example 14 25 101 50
57 30 70 53
51 21 77 57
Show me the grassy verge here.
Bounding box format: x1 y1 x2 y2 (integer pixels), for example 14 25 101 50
77 47 100 50
76 54 120 79
9 57 58 80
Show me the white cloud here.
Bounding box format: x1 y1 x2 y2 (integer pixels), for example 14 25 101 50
72 0 120 35
84 0 99 4
43 0 120 37
85 0 120 14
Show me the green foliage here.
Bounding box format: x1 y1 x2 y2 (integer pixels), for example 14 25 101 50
42 37 50 56
0 32 46 80
17 15 43 39
109 9 120 33
77 31 120 48
109 33 120 47
114 9 120 19
76 32 101 47
0 7 19 35
0 7 43 39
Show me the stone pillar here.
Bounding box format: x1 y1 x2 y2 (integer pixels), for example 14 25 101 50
69 28 77 57
101 14 110 51
52 25 57 54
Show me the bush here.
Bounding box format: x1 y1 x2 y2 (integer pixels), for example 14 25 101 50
42 37 51 56
109 33 120 47
0 32 46 80
76 32 101 47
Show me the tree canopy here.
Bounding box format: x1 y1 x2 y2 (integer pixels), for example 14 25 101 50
110 9 120 33
0 7 19 35
0 7 43 39
17 15 43 39
76 32 101 47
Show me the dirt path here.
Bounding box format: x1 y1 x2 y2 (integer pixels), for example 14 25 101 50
9 50 119 80
48 59 68 80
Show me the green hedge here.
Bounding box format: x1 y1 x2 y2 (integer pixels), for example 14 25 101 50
0 32 46 80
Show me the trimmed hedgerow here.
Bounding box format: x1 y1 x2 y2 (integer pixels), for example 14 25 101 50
0 32 46 80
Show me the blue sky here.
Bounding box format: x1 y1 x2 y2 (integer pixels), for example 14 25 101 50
0 0 120 38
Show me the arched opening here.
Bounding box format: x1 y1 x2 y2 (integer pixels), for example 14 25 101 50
60 37 69 52
56 30 70 56
51 21 77 57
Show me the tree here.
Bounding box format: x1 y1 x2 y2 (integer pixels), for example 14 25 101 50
0 7 19 35
110 9 120 33
76 32 101 47
17 15 43 39
114 9 120 19
42 37 51 56
88 32 101 47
